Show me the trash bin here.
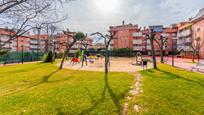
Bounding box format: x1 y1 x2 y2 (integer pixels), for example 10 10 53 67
142 59 148 69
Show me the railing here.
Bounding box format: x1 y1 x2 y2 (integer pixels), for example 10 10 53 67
0 52 44 64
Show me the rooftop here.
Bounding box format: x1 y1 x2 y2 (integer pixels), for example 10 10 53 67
192 8 204 20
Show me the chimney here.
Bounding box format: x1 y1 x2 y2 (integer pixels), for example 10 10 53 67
122 20 125 25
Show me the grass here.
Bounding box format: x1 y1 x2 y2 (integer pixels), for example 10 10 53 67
135 64 204 115
0 62 134 115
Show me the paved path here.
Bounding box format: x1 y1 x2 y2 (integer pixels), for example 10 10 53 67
162 57 204 72
122 72 143 114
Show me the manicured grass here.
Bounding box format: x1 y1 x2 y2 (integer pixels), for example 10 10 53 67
0 62 134 115
137 64 204 114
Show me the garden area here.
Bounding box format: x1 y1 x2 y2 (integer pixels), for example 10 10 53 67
1 61 204 114
134 64 204 115
0 61 133 115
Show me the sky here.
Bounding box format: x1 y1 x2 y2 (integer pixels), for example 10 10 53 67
59 0 204 34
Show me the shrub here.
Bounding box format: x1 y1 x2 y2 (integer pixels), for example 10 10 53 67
56 51 64 58
43 51 53 63
110 48 133 57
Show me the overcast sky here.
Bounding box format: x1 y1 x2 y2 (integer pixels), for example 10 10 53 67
59 0 204 34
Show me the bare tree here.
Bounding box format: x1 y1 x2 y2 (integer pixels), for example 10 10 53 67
191 37 204 63
81 39 91 67
59 30 86 69
91 31 115 74
0 0 27 14
143 29 157 69
0 0 70 49
154 35 168 63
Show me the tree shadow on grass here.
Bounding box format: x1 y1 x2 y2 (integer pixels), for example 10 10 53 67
79 74 127 115
2 69 62 96
2 64 47 74
157 69 204 88
30 69 72 87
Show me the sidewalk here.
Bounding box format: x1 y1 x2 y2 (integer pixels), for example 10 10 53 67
157 56 203 73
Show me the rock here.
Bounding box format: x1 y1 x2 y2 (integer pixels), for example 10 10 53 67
134 104 139 112
122 103 129 115
127 96 132 100
135 82 141 87
130 90 139 95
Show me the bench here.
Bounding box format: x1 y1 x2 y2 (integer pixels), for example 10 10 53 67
191 63 204 73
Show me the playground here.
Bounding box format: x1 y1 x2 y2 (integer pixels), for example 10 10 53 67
59 56 153 72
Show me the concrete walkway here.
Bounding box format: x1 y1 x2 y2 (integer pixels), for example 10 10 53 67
163 57 203 72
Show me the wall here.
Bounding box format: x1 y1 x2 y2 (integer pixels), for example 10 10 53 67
192 18 204 58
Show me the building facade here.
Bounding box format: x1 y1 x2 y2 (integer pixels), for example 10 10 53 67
177 22 193 58
176 8 204 59
109 22 139 50
0 28 93 54
109 23 176 55
191 12 204 58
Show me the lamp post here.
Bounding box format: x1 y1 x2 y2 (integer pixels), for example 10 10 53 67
172 38 177 67
21 45 24 64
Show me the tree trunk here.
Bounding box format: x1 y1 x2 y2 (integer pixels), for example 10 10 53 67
192 51 195 63
150 38 157 69
197 51 200 63
105 47 109 74
59 49 69 69
160 47 164 63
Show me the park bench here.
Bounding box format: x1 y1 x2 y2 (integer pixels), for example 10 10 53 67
191 63 204 73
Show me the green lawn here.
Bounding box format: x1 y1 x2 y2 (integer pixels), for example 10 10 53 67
0 62 134 115
137 64 204 115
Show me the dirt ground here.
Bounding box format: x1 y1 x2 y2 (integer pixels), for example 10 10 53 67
59 57 153 72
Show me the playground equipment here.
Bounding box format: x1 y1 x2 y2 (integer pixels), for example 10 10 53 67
132 52 143 65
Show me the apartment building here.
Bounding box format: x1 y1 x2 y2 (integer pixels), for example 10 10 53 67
0 28 31 52
55 32 93 53
163 25 178 55
109 21 139 50
0 28 93 54
176 8 204 58
191 8 204 58
109 23 176 55
0 28 15 51
29 35 49 53
132 29 151 54
177 22 193 58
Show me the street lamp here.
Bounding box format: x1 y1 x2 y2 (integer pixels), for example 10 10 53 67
21 45 24 64
172 37 177 67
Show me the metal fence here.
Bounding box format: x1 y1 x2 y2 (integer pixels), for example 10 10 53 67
0 52 44 64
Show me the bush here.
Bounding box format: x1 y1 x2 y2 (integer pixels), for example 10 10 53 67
43 51 53 63
0 50 10 56
56 51 64 58
110 48 133 57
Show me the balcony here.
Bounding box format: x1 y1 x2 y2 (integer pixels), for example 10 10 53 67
0 36 10 42
30 40 38 44
147 46 151 50
133 32 142 37
177 46 192 51
30 45 39 49
133 40 142 44
133 46 142 51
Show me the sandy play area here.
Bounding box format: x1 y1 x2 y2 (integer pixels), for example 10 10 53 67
58 57 153 72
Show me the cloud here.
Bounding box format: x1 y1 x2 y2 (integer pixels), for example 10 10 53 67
58 0 204 34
